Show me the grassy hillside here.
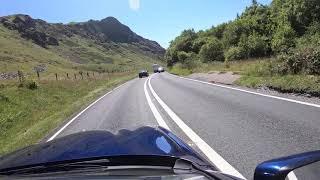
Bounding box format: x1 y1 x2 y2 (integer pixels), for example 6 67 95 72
0 24 162 78
0 15 164 155
0 73 135 155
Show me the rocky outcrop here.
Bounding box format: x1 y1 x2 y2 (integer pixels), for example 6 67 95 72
0 15 59 48
0 14 165 56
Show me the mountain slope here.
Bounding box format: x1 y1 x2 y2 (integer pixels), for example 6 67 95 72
0 14 164 79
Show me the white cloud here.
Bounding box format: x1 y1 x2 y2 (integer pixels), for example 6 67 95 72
129 0 140 11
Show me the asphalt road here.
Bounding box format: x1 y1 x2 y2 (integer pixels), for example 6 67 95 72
51 72 320 179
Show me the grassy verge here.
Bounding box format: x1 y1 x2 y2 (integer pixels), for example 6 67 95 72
169 59 320 96
0 73 135 155
236 75 320 96
169 64 192 76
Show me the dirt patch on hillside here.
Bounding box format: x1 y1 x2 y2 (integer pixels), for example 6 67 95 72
187 71 241 85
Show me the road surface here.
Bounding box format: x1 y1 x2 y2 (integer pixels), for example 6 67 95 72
48 72 320 179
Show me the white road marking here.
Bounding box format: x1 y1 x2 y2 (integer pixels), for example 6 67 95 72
148 74 246 179
169 73 320 108
47 80 131 142
287 171 298 180
143 77 170 130
184 176 206 180
166 73 299 180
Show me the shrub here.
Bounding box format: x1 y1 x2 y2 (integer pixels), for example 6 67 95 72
26 81 39 90
174 51 199 69
225 46 246 61
177 51 190 62
192 37 209 53
271 23 296 53
274 46 320 75
199 38 224 62
0 94 9 102
247 33 269 57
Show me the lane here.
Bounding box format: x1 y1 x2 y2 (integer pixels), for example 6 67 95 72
150 72 320 179
57 78 157 137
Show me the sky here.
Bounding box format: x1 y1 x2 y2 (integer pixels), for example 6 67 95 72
0 0 272 48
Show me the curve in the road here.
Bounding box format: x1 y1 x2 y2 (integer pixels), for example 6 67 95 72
147 74 245 179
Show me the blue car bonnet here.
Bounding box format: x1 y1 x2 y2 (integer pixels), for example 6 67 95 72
0 126 212 170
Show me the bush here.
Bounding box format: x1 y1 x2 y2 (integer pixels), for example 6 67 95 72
225 46 246 61
247 33 269 57
26 81 39 90
0 94 9 102
192 37 209 53
271 23 296 53
274 46 320 75
175 51 199 69
169 63 192 76
199 38 224 62
177 51 190 62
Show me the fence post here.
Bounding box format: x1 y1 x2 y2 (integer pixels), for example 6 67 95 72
55 73 58 81
17 70 24 84
74 73 77 80
36 71 40 81
79 72 83 80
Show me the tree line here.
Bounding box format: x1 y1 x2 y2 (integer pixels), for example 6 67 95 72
166 0 320 75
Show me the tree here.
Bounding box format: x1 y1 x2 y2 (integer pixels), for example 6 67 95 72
225 46 246 61
252 0 258 6
171 29 197 53
271 23 296 52
199 38 224 62
247 32 269 57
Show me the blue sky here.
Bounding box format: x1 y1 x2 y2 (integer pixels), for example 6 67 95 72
0 0 272 48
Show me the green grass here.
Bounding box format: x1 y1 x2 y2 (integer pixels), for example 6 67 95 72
236 75 320 95
0 23 163 155
169 58 320 96
0 73 135 155
169 59 267 76
0 24 163 77
169 63 193 76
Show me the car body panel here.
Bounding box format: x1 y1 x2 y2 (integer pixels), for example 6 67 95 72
0 127 214 171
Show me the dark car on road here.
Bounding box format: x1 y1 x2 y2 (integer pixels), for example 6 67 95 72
1 126 319 180
138 70 149 78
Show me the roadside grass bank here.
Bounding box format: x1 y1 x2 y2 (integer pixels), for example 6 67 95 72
0 72 135 155
169 59 320 97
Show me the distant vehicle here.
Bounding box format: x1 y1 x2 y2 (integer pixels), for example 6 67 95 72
0 126 319 180
152 64 160 73
138 70 149 78
157 66 165 73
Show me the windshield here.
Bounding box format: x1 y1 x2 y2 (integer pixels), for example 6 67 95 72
1 0 320 180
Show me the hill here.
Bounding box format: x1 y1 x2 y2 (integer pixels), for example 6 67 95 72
0 14 165 79
0 14 164 155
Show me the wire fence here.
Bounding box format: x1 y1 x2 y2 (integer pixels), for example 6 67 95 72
0 69 135 86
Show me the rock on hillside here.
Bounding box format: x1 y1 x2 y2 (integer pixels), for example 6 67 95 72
0 14 165 56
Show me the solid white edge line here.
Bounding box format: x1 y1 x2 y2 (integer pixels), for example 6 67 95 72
143 77 170 130
168 73 299 180
148 74 246 179
46 80 131 142
287 171 298 180
168 73 320 108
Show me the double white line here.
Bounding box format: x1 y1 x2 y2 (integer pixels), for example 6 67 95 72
144 74 246 179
